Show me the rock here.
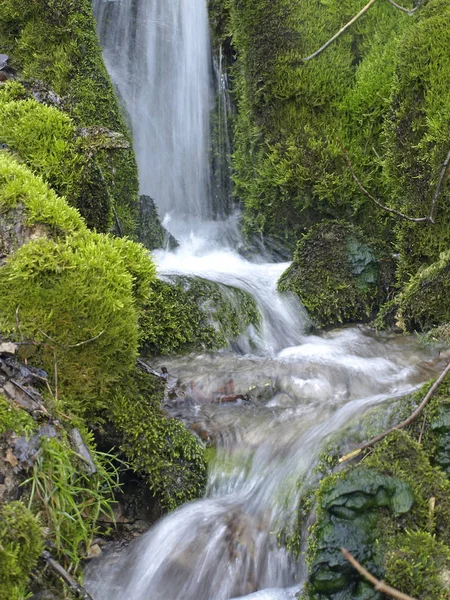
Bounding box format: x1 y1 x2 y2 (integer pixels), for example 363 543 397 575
0 204 49 265
0 341 18 356
86 544 102 559
137 195 179 251
13 425 58 468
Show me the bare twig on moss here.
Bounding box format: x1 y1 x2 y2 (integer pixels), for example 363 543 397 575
429 149 450 224
302 0 378 62
340 361 450 463
38 329 105 349
385 0 419 14
342 548 418 600
338 139 430 222
42 551 95 600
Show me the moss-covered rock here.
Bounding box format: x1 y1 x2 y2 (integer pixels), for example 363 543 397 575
304 430 450 600
0 0 140 235
137 195 178 251
0 229 155 416
0 501 44 600
389 250 450 332
140 276 261 356
0 151 85 259
278 221 392 327
110 368 207 512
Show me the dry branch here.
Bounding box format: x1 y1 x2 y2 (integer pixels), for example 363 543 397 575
340 361 450 462
338 139 430 222
342 548 417 600
43 551 95 600
429 149 450 223
385 0 419 14
302 0 378 62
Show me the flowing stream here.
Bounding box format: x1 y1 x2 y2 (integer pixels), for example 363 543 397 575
89 1 445 599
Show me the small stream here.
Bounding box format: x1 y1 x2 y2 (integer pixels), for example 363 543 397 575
89 1 445 597
85 224 443 600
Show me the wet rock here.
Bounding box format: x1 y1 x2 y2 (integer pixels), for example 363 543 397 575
0 54 8 71
309 468 414 599
13 425 57 468
137 195 179 251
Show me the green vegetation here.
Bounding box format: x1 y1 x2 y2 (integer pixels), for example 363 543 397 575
111 369 207 512
0 395 35 436
0 0 139 235
141 276 260 355
0 502 44 600
278 221 392 327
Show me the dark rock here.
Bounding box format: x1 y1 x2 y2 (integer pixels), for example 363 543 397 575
137 195 179 251
13 425 58 467
0 54 8 70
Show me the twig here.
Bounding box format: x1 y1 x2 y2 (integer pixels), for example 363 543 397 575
38 329 105 349
429 149 450 224
385 0 419 14
53 349 58 402
338 139 430 222
42 551 95 600
302 0 379 62
342 548 417 600
112 205 124 238
137 357 169 380
418 414 426 445
340 361 450 462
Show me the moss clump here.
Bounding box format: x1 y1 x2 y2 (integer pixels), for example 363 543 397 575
385 531 450 600
0 0 139 236
278 221 391 327
304 430 450 599
0 395 35 436
0 151 85 241
110 369 207 511
391 250 450 332
0 501 44 600
140 276 260 356
0 231 155 416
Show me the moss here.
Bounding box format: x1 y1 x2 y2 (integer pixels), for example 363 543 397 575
0 395 35 436
110 369 207 511
0 231 155 416
385 531 450 600
278 221 392 327
0 150 85 239
392 250 450 332
140 276 260 356
136 195 178 251
0 0 139 236
0 501 44 600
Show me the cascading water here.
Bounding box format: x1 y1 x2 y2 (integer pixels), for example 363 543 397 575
88 2 445 599
93 0 212 218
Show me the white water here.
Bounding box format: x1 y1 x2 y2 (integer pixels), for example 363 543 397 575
89 1 445 599
93 0 212 218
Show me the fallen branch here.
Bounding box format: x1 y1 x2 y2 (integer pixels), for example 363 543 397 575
42 551 95 600
342 548 417 600
385 0 420 14
38 329 105 349
340 361 450 462
302 0 378 62
338 139 430 222
137 357 169 380
429 149 450 224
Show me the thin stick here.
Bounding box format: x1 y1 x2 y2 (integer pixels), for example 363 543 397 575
53 349 58 402
338 139 430 222
385 0 419 14
302 0 379 62
342 548 417 600
42 551 95 600
340 361 450 462
38 329 105 349
429 149 450 224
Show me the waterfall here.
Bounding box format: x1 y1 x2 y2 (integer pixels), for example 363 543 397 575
93 0 212 220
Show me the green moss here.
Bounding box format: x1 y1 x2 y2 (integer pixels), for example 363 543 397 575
278 221 392 327
0 0 139 236
0 231 155 416
111 369 207 511
0 395 36 436
392 250 450 332
140 276 260 355
0 151 85 239
385 531 450 600
0 501 44 600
